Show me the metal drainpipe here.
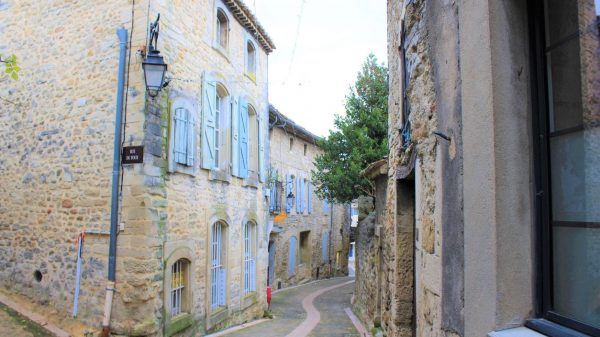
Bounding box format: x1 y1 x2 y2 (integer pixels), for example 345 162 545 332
101 27 128 337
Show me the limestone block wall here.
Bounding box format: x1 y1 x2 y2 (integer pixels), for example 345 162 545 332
0 0 153 333
0 0 271 336
268 125 349 289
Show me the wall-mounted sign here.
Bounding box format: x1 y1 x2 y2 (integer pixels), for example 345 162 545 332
122 146 144 164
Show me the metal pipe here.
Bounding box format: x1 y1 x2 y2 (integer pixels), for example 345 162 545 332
101 27 128 337
72 233 83 317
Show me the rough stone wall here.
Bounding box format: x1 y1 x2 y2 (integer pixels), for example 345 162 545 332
0 0 271 336
353 196 380 331
0 0 152 334
268 126 349 289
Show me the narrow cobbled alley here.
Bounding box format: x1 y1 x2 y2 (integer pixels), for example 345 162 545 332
217 277 365 337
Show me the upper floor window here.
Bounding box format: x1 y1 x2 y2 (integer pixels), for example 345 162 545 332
202 76 230 171
216 9 229 50
246 41 256 78
249 105 259 176
169 97 196 174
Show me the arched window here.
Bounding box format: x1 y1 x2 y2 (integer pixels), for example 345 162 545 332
211 221 227 309
248 105 259 175
216 9 229 49
246 41 256 78
170 258 190 316
243 221 256 294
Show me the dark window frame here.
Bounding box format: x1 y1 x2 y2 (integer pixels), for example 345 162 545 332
528 0 600 335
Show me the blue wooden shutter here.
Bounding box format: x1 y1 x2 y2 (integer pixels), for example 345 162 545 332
288 237 297 276
258 114 265 182
286 175 293 213
186 108 195 166
296 175 301 213
322 232 329 262
202 74 216 169
307 180 313 214
173 108 187 164
239 98 249 178
324 198 330 213
231 97 240 176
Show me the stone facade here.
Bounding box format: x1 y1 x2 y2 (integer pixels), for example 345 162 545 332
267 107 350 290
356 0 600 336
0 1 274 336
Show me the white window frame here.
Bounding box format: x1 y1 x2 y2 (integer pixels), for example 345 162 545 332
245 39 257 79
243 222 256 294
215 8 229 50
215 94 222 170
171 259 186 316
211 222 226 310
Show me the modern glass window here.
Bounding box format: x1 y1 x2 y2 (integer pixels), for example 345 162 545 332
216 9 228 49
243 221 256 294
532 0 600 334
211 222 227 310
170 259 189 316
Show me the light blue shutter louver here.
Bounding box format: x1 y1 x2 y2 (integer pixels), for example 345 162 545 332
296 175 302 213
239 98 249 178
322 232 329 262
186 109 195 166
173 108 187 164
269 170 277 212
286 175 293 213
308 180 313 214
288 237 297 276
202 74 217 169
258 114 265 182
231 97 240 176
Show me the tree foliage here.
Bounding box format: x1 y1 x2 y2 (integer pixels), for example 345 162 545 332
0 54 19 80
312 54 388 203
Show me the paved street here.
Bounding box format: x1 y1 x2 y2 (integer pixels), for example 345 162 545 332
221 277 361 337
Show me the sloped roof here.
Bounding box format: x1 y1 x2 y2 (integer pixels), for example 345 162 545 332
224 0 276 53
269 105 321 145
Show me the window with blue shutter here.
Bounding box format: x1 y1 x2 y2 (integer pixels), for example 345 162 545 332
258 113 265 182
296 175 302 213
288 236 297 276
202 74 217 170
307 180 313 214
286 175 293 213
231 96 240 176
239 98 249 178
173 107 188 165
322 232 329 263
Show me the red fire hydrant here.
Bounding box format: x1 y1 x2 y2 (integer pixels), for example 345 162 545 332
266 286 272 309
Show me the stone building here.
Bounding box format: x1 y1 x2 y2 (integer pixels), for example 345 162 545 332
356 0 600 336
266 106 350 290
0 1 275 336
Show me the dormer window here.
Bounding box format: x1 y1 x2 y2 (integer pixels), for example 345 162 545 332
216 9 229 49
246 41 256 78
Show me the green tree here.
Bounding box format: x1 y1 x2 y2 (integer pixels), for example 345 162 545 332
0 53 19 80
312 54 388 203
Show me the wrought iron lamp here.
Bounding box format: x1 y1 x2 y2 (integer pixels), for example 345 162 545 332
142 14 167 98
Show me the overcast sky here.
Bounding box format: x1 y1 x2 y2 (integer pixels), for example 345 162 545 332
250 0 387 137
